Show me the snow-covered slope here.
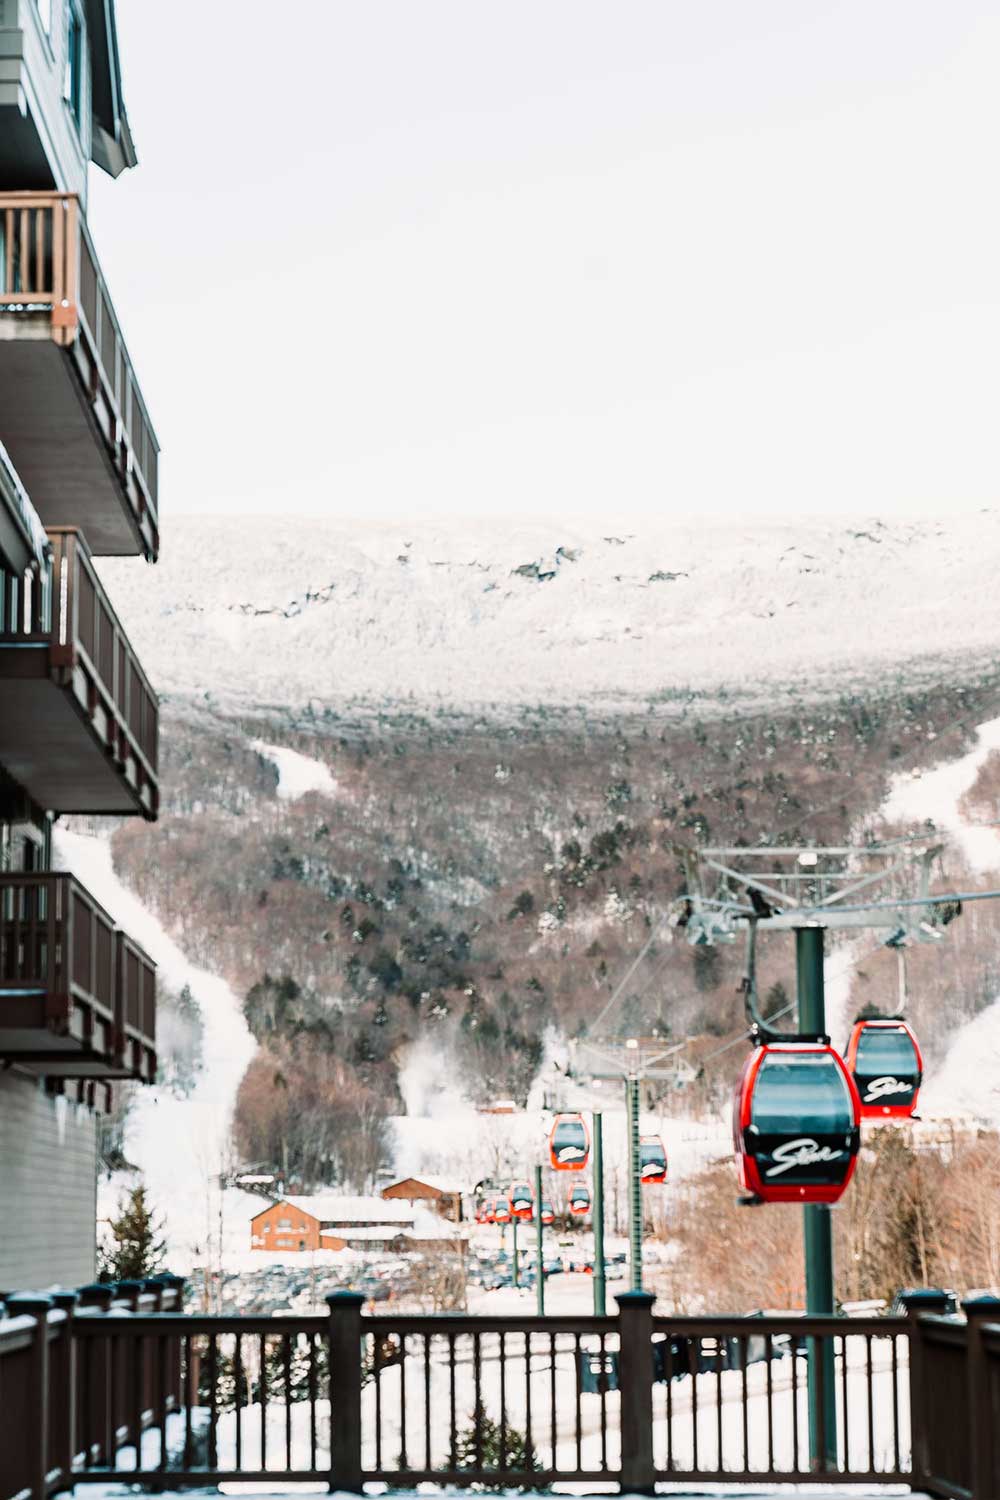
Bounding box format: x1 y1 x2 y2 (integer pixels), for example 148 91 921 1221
878 716 1000 1124
53 829 260 1270
250 740 339 800
97 512 1000 713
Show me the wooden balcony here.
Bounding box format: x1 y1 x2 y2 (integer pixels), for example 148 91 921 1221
0 873 156 1082
0 193 159 561
0 528 158 818
0 440 48 578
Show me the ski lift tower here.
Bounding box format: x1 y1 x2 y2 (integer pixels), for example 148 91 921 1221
678 836 977 1470
568 1036 691 1295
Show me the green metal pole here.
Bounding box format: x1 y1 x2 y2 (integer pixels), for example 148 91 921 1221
512 1214 519 1288
797 924 837 1471
534 1164 545 1315
626 1076 643 1292
592 1111 606 1316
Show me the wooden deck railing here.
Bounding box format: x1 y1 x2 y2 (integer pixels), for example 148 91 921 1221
116 928 156 1081
0 873 156 1077
0 1278 185 1500
0 872 115 1036
2 1289 998 1498
49 528 158 783
0 527 158 815
0 193 159 558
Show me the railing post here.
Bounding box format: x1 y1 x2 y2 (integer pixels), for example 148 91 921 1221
142 1277 164 1312
899 1288 952 1489
51 1291 78 1488
156 1274 186 1408
327 1291 365 1494
78 1284 114 1464
615 1290 656 1495
6 1294 53 1500
963 1294 1000 1500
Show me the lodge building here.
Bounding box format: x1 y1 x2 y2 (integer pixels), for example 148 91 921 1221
0 0 159 1288
251 1197 418 1254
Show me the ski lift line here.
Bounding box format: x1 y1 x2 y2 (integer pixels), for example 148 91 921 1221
588 697 992 1066
701 1000 798 1063
585 919 668 1038
700 935 894 1063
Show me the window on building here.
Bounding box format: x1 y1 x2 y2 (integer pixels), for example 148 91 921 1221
63 1 83 129
278 1218 292 1229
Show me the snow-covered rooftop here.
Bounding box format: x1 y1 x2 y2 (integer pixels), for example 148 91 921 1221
283 1194 415 1225
320 1226 407 1243
382 1175 464 1195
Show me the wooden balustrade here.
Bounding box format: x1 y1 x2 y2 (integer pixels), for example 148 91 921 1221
0 526 158 818
0 193 159 560
0 873 155 1078
4 1290 1000 1498
0 1279 185 1500
49 528 158 781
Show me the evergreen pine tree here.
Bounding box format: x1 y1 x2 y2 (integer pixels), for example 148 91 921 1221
454 1401 541 1490
99 1184 167 1282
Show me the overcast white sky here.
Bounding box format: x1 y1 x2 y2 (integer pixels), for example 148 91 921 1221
89 1 1000 524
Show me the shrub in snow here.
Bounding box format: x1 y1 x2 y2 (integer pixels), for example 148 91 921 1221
454 1401 542 1490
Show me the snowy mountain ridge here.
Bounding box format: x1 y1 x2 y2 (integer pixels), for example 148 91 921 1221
97 511 1000 714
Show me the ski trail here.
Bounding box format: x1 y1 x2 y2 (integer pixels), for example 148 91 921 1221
882 715 1000 873
53 828 260 1269
879 715 1000 1124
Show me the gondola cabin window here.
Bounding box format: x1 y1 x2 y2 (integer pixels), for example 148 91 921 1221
549 1113 590 1170
639 1136 667 1183
847 1020 923 1118
509 1182 534 1220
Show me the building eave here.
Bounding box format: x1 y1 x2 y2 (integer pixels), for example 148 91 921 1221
85 0 138 177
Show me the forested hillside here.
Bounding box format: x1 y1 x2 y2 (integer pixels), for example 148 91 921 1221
108 662 1000 1190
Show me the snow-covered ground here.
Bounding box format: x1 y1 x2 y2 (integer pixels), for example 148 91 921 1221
250 740 339 801
879 715 1000 1125
882 715 1000 875
53 828 260 1272
95 1328 916 1495
97 511 1000 713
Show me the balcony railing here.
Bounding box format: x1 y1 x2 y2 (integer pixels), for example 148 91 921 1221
0 440 48 577
0 872 156 1082
6 1291 1000 1499
0 526 158 818
0 193 159 560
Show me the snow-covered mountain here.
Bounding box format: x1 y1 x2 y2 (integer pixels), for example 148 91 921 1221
57 509 1000 1276
97 512 1000 714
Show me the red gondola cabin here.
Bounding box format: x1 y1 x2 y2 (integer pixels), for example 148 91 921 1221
733 1042 861 1205
509 1181 534 1220
493 1195 511 1224
569 1182 591 1216
845 1020 923 1119
549 1113 590 1169
639 1135 668 1184
540 1201 555 1225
